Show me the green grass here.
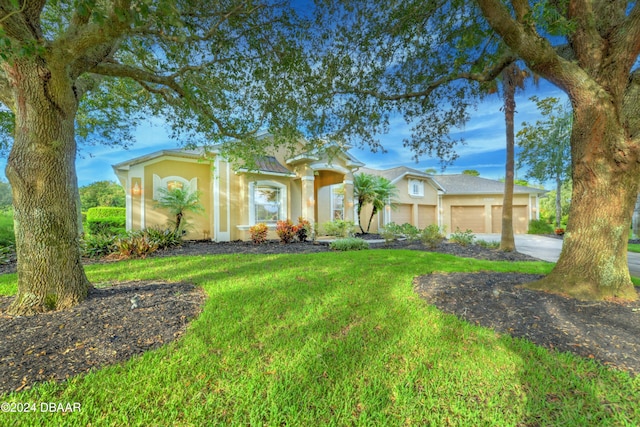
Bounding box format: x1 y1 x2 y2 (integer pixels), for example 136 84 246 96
628 243 640 253
0 209 14 246
1 250 639 426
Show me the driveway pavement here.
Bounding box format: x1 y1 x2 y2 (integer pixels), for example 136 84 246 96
474 233 640 278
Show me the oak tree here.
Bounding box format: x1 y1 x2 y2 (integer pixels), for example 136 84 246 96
0 0 309 314
312 0 640 300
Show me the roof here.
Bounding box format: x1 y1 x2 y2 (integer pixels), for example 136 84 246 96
358 166 446 192
432 174 547 195
238 156 296 177
111 147 213 171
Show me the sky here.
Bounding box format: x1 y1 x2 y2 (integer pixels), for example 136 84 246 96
0 80 567 189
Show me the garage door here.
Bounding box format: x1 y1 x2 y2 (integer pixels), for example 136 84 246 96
392 204 412 225
491 205 528 234
418 205 437 229
451 206 485 233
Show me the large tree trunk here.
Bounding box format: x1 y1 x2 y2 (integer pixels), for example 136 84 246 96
5 59 91 315
526 97 639 301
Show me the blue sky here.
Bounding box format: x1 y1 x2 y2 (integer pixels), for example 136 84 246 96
0 80 567 188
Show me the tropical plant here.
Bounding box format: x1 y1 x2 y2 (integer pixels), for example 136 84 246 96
322 220 356 238
449 229 476 247
295 217 311 242
154 186 204 234
353 173 378 233
249 223 269 245
365 176 399 233
276 219 297 244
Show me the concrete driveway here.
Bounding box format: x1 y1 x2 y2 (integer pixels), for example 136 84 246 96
474 233 640 278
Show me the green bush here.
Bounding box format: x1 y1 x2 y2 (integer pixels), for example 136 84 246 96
399 223 421 241
420 224 445 249
86 217 126 236
322 220 356 238
449 228 476 246
528 219 554 235
380 222 401 243
476 239 500 249
329 237 369 251
82 233 116 258
144 227 183 250
86 207 126 221
113 231 159 259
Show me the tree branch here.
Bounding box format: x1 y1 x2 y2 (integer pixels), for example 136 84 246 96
612 2 640 73
0 0 45 41
89 61 186 97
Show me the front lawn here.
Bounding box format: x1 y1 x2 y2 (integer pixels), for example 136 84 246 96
1 250 638 426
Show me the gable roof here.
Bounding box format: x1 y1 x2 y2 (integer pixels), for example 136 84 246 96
432 174 546 195
358 166 446 192
237 155 296 177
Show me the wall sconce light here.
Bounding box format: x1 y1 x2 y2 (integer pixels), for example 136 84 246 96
346 201 354 208
132 182 141 196
385 205 391 211
307 197 315 206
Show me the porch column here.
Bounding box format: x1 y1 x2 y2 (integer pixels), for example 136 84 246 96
300 170 315 223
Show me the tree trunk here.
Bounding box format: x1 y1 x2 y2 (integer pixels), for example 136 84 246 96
5 59 91 315
555 176 562 229
526 97 639 301
500 67 516 252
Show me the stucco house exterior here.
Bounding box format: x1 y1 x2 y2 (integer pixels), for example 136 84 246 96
112 139 545 241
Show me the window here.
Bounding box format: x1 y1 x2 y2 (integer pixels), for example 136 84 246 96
250 181 287 224
332 184 345 220
408 179 424 197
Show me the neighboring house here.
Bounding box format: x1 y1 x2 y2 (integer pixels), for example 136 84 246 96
113 139 545 241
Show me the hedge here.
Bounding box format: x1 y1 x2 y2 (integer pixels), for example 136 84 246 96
86 207 126 221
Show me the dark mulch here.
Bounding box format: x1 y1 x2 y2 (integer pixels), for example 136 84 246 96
414 272 640 375
0 235 637 396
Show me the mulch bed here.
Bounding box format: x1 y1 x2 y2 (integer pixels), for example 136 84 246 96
1 235 638 396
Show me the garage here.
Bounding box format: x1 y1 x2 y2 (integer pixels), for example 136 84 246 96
392 204 412 225
418 205 437 228
491 205 529 234
451 205 485 233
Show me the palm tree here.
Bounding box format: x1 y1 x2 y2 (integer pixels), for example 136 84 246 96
366 176 399 233
154 186 204 234
353 173 378 233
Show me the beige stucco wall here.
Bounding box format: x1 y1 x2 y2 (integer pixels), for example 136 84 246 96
143 159 213 240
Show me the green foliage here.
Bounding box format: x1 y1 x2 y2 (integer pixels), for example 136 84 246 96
295 217 311 242
329 237 369 251
353 173 399 233
249 223 269 244
143 227 183 250
86 207 126 221
399 223 420 241
82 234 117 258
276 219 297 244
79 181 125 210
462 169 480 176
449 228 476 246
0 180 12 210
86 217 126 236
154 186 204 233
380 223 400 244
113 232 159 259
322 220 355 238
0 209 15 246
476 239 500 249
528 219 554 235
421 224 445 249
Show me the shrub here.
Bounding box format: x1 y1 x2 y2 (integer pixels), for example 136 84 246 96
528 219 554 235
379 222 401 244
399 223 421 241
476 239 500 249
0 244 14 264
86 207 126 221
322 220 356 238
82 233 116 258
276 219 297 244
144 227 183 250
112 231 159 259
329 237 369 251
296 217 311 242
249 223 268 244
420 224 445 249
449 228 476 246
86 217 126 236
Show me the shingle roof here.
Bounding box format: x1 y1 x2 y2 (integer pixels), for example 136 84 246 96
252 156 295 176
432 174 546 194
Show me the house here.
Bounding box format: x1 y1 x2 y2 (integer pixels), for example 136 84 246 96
112 139 545 240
